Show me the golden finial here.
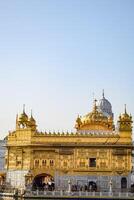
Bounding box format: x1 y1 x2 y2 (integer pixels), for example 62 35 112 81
124 104 127 114
16 114 18 121
93 99 97 111
16 114 18 128
23 104 25 113
31 109 33 117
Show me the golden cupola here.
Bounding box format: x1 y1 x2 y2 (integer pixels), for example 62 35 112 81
16 106 37 131
75 99 114 132
18 105 28 123
16 105 29 129
118 104 133 132
28 111 37 131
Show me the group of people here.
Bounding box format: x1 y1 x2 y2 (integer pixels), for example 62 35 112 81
43 182 55 191
32 175 55 191
71 182 97 192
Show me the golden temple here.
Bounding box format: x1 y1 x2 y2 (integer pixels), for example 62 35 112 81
5 92 133 191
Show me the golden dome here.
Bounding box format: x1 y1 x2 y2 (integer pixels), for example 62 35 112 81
19 112 28 120
119 104 132 122
118 105 133 132
29 114 36 123
121 113 130 120
30 116 35 122
28 110 37 130
29 116 36 126
75 99 114 131
18 105 28 122
16 106 37 131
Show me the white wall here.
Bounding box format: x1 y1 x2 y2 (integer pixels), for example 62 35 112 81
6 170 28 189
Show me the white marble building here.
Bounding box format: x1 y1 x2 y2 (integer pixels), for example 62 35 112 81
0 139 6 172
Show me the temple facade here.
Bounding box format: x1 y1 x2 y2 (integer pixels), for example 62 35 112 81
5 93 133 191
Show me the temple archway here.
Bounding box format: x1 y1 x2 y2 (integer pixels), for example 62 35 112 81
121 177 127 189
88 181 97 191
32 173 55 190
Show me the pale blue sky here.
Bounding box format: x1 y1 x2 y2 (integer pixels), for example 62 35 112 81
0 0 134 138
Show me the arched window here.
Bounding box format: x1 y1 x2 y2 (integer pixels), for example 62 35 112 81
16 156 21 166
35 160 39 167
42 160 47 166
50 160 54 167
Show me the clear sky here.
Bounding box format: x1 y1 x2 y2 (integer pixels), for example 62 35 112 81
0 0 134 139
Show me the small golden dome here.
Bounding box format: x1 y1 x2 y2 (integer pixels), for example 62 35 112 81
28 110 36 129
29 115 36 123
75 99 114 131
19 112 28 120
118 104 133 132
121 113 130 120
120 104 132 122
18 105 28 122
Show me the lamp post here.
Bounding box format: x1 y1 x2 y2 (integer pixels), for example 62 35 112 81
68 179 71 193
109 178 112 195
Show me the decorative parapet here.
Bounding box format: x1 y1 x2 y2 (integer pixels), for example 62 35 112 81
33 130 119 137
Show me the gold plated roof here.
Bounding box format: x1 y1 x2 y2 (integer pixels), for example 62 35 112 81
75 99 114 131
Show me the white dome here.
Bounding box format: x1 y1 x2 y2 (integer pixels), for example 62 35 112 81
98 92 113 118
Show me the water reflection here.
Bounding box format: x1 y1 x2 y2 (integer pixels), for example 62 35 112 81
0 197 63 200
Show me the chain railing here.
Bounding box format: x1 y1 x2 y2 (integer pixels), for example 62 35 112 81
24 190 134 198
0 187 134 198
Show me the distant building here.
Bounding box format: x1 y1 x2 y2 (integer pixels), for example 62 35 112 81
0 140 6 171
5 92 133 191
131 142 134 183
0 139 6 185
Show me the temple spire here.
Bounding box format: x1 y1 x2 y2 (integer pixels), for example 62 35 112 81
16 114 19 129
124 104 127 114
16 114 18 121
31 109 33 117
23 104 25 113
93 99 97 112
16 114 18 124
102 89 105 98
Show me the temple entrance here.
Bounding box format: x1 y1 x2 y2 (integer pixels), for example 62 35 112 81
32 173 55 190
88 181 97 191
121 177 127 189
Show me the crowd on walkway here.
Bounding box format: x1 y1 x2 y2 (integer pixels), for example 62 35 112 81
71 182 97 192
